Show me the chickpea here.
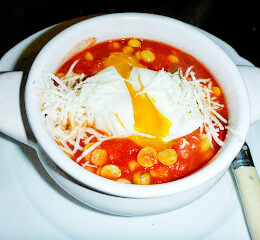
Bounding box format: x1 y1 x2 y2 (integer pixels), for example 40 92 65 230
91 149 107 166
200 138 211 152
85 51 94 61
128 39 141 48
140 50 155 63
128 160 139 171
133 171 151 185
137 146 158 168
83 142 94 152
117 178 131 184
112 41 121 49
150 167 169 178
83 142 95 162
150 170 159 178
123 45 134 54
96 166 102 176
100 164 121 179
211 86 221 96
158 149 177 166
135 51 141 60
168 55 179 63
202 149 214 161
56 72 65 78
84 166 96 173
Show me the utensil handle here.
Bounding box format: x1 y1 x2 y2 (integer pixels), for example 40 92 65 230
0 72 35 147
238 66 260 124
232 164 260 240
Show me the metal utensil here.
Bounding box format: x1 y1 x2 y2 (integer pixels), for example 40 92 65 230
231 143 260 240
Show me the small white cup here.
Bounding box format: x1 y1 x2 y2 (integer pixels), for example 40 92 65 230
1 13 260 216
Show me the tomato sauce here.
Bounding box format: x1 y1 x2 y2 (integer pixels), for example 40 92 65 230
56 38 228 185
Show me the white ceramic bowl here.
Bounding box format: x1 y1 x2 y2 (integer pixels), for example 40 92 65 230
1 13 260 216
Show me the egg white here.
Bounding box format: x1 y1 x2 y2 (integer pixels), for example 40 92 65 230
81 66 135 136
81 66 203 142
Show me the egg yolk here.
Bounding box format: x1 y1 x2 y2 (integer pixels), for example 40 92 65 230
103 52 172 149
103 52 142 78
126 82 172 150
126 83 171 138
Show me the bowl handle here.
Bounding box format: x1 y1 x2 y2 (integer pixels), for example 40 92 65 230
0 72 35 147
1 67 258 146
238 66 260 124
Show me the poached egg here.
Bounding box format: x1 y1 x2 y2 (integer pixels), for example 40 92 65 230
80 66 203 149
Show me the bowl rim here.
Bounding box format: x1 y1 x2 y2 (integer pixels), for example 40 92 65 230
25 12 250 198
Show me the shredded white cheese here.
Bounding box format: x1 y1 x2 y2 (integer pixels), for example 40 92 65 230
180 138 189 149
34 61 228 165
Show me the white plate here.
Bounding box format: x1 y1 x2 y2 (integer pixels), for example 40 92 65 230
0 17 259 239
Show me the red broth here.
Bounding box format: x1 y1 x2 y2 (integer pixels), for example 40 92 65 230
56 38 228 185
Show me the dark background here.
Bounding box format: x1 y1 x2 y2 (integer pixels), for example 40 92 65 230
1 0 260 66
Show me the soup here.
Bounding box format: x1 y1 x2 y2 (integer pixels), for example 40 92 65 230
36 38 228 185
